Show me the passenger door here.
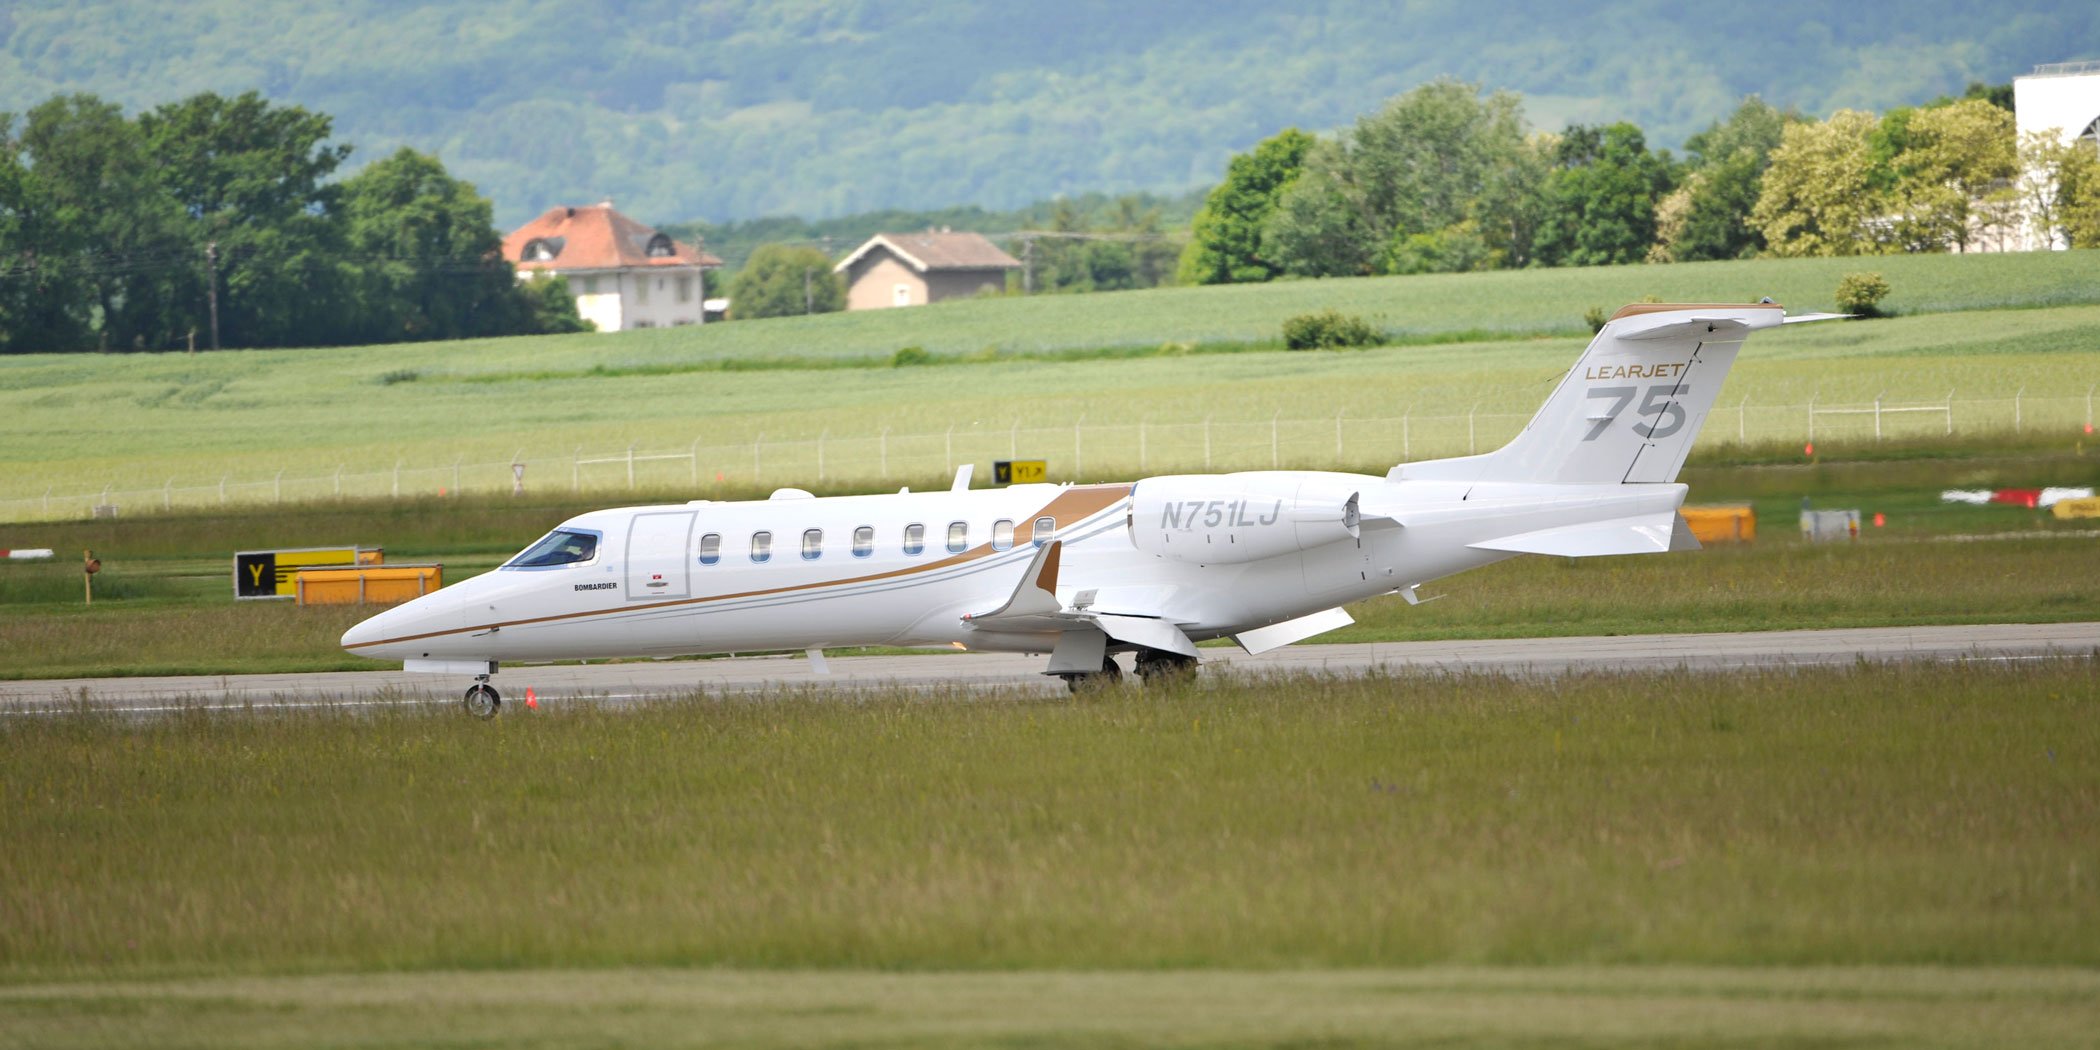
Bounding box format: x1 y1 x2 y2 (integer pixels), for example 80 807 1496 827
625 511 695 600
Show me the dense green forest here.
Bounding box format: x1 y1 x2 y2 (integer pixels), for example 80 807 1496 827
0 92 584 353
1 1 2089 225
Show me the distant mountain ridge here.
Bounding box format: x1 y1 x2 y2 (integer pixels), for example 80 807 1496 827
1 1 2090 226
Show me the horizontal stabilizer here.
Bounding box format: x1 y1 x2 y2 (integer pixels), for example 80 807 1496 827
1469 511 1699 558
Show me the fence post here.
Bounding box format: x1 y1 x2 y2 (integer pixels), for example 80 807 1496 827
1271 410 1280 468
2015 386 2024 433
1073 416 1084 479
1737 396 1748 444
1807 393 1816 444
1873 390 1883 441
1946 390 1954 435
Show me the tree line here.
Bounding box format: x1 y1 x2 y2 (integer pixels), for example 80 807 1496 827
0 91 584 354
1180 79 2100 285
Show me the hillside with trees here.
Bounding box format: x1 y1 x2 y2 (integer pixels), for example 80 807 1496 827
0 1 2089 225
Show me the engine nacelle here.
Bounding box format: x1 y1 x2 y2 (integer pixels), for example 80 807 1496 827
1129 473 1361 564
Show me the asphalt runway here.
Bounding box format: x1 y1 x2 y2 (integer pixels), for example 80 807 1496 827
4 621 2094 716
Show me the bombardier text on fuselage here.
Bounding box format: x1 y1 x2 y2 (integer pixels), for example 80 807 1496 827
342 302 1842 716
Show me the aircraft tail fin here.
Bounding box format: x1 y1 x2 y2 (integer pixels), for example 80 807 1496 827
1392 303 1818 486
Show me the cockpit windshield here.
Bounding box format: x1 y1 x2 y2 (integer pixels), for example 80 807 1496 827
505 528 599 568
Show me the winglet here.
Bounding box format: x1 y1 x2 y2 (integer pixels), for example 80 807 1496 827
962 541 1062 623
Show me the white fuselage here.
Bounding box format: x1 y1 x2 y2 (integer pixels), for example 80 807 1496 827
339 473 1686 666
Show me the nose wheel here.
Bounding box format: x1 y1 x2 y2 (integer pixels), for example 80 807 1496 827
463 677 501 719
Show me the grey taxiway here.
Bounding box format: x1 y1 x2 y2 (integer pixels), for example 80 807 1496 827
2 621 2093 715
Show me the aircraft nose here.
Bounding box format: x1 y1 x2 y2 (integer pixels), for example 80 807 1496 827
341 604 402 654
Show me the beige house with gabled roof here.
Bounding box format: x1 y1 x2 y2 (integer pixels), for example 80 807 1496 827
835 230 1020 310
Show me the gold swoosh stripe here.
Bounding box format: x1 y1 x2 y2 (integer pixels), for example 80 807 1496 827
346 484 1131 650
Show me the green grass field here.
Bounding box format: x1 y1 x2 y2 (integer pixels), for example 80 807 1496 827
6 967 2099 1049
4 252 2099 516
4 660 2097 1046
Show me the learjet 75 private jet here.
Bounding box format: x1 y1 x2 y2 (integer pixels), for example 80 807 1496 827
343 302 1837 715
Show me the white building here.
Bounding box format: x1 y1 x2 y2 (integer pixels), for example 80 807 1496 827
2013 61 2100 250
502 203 722 331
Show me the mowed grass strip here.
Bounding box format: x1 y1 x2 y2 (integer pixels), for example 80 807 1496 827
5 967 2100 1050
4 660 2096 979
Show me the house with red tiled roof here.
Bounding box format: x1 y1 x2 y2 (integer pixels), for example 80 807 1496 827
502 203 722 331
834 231 1020 310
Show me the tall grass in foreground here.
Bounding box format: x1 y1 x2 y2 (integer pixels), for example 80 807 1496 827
3 660 2095 978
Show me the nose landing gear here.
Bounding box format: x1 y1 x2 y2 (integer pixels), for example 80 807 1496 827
463 676 502 719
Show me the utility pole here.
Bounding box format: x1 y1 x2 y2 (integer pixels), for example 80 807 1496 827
205 241 221 351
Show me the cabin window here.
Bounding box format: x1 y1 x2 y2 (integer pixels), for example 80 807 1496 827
505 528 598 568
1033 516 1056 548
852 525 874 558
750 531 772 563
802 528 823 560
992 519 1015 551
947 521 968 553
903 523 925 555
697 532 721 565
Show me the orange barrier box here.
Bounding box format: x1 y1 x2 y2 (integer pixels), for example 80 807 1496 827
295 564 441 606
1681 504 1756 544
2053 496 2100 520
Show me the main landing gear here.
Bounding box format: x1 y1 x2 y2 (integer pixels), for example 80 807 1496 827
1061 649 1200 693
1134 650 1199 686
463 675 501 719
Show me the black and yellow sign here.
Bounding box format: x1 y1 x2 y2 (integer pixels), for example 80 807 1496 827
235 547 361 599
993 459 1047 485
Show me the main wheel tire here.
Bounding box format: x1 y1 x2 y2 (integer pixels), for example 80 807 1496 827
463 683 502 719
1135 652 1197 687
1062 657 1125 694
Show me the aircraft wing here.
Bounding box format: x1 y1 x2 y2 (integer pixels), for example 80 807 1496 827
961 541 1200 657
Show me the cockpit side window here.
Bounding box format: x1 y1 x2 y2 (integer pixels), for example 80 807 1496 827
506 528 599 568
